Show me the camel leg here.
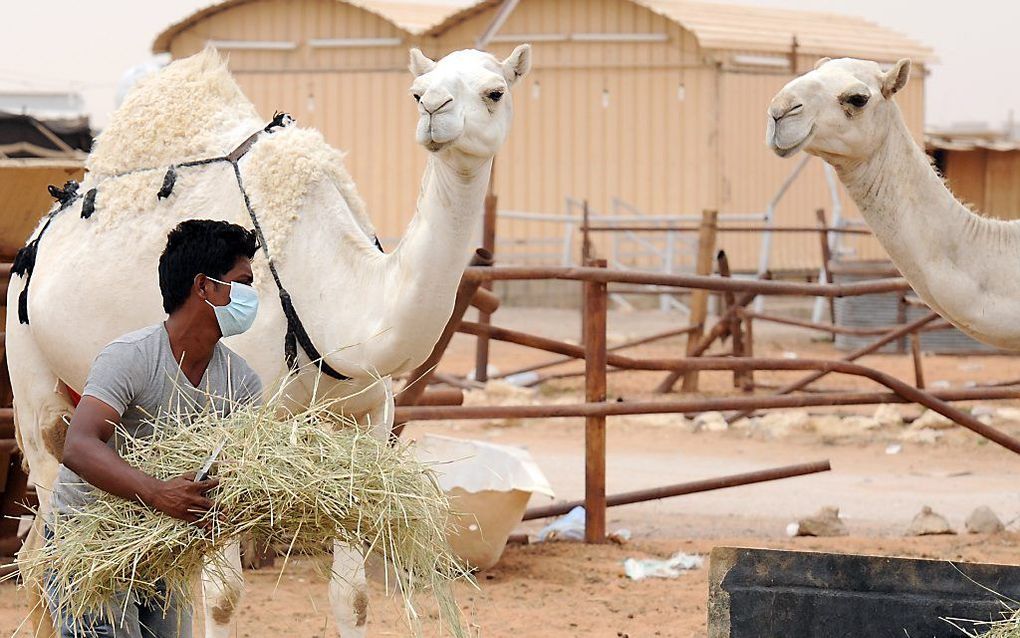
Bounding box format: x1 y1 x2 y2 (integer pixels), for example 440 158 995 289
201 541 243 638
6 318 74 638
329 541 369 638
328 381 393 637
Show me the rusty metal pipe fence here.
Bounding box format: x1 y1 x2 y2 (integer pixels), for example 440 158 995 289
391 256 1020 543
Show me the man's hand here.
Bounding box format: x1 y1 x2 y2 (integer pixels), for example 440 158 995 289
145 472 220 525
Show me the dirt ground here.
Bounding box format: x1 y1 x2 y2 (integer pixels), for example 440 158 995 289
3 304 1020 637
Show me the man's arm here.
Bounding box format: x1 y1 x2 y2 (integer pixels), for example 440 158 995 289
62 396 219 524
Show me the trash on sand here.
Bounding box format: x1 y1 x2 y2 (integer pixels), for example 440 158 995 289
504 371 541 387
623 552 704 580
782 351 799 360
885 444 903 455
535 507 631 544
536 506 586 542
608 529 632 545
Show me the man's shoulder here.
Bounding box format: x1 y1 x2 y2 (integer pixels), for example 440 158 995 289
107 324 164 349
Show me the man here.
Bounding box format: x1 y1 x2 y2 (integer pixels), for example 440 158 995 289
47 219 264 638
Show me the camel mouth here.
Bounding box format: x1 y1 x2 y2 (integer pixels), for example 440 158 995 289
424 140 449 153
772 125 815 158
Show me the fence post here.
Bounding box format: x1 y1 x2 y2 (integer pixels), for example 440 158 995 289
681 210 718 393
583 258 608 543
473 171 499 383
910 332 926 389
814 208 835 327
717 250 750 390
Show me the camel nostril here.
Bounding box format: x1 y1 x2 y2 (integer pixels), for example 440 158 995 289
772 103 803 122
424 97 454 115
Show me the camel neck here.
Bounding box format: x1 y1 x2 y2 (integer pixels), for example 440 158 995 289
830 104 1020 347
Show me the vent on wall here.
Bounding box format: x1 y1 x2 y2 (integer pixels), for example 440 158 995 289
206 39 298 51
489 33 668 44
731 54 791 69
308 38 403 48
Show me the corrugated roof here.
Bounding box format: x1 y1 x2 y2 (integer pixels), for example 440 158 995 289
153 0 474 52
154 0 935 64
428 0 934 62
632 0 934 62
927 135 1020 153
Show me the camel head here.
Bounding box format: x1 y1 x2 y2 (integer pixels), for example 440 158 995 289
766 57 911 162
408 45 531 161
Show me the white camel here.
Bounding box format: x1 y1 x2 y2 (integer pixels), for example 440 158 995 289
8 44 531 638
768 57 1020 350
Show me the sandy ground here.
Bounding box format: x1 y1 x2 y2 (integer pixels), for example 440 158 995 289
3 305 1020 637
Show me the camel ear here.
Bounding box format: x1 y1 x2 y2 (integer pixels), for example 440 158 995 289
881 58 910 98
409 48 436 77
502 44 532 85
814 57 831 71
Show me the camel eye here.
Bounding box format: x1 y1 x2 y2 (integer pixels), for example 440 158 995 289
486 90 504 103
846 93 869 108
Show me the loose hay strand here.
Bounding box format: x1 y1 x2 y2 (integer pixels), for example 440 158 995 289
16 392 471 636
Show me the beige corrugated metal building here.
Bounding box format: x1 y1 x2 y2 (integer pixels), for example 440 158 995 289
154 0 933 272
928 133 1020 222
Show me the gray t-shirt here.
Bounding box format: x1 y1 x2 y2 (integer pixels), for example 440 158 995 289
51 324 263 516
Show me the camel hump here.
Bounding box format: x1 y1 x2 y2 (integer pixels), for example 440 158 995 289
86 48 262 179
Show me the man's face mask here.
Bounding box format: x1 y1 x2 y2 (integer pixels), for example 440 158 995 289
205 276 259 337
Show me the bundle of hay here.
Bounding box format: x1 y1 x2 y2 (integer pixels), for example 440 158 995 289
948 607 1020 637
18 393 469 635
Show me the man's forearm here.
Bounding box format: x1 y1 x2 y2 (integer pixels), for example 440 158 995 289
63 437 162 505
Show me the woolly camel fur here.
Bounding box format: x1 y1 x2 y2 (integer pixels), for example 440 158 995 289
7 45 531 638
769 58 1020 350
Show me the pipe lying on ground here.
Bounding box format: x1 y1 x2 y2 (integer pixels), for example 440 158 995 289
523 460 832 521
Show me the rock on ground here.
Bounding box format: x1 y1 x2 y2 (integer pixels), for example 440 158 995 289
795 506 849 537
906 506 956 536
965 506 1005 534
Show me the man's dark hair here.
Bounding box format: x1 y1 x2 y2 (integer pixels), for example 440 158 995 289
158 220 260 314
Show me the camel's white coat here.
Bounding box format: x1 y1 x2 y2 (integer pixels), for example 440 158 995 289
8 44 531 638
768 57 1020 350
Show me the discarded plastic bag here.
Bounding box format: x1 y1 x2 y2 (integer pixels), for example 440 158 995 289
623 552 703 580
535 506 634 544
536 506 586 542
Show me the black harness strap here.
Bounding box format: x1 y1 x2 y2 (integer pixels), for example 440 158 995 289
229 161 351 381
13 183 82 324
14 115 353 382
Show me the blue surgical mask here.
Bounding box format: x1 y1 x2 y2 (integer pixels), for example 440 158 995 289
206 277 259 338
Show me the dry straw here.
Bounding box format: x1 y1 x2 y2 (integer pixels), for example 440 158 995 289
16 386 470 636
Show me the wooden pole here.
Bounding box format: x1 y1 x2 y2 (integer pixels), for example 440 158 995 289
742 312 755 392
716 250 750 390
473 169 498 384
682 211 717 392
815 209 836 325
583 259 608 543
910 332 926 389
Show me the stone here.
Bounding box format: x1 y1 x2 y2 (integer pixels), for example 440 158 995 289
795 506 849 537
840 415 881 431
900 427 942 444
695 411 729 432
872 404 904 428
965 506 1005 534
912 410 954 430
906 506 956 536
